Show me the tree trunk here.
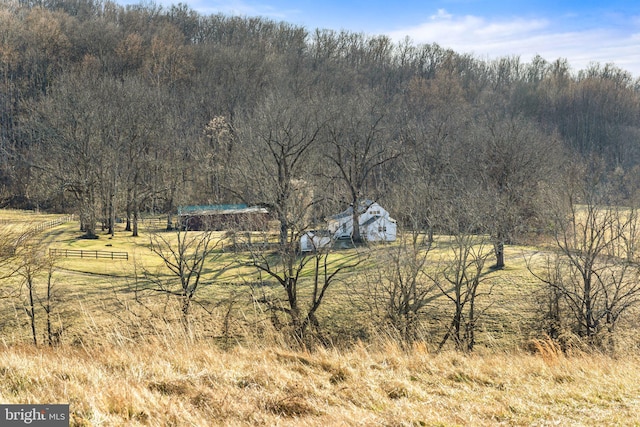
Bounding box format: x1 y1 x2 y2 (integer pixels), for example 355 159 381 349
279 215 288 247
125 188 132 232
584 275 595 338
132 207 139 237
108 194 115 236
494 240 505 269
27 277 37 347
182 295 191 319
351 198 362 243
453 307 462 350
132 186 139 237
465 284 477 352
166 213 173 231
82 212 97 238
46 270 53 346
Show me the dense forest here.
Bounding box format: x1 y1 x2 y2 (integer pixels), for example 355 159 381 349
2 0 640 236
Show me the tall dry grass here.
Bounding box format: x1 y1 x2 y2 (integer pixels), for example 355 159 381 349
1 334 640 426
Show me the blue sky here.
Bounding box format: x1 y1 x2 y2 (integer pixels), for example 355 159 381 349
117 0 640 77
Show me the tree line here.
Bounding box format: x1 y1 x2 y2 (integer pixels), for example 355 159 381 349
2 0 640 349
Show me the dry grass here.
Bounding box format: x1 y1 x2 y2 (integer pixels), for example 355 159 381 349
2 211 640 425
1 338 639 426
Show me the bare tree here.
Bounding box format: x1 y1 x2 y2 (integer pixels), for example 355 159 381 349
358 233 437 345
225 85 368 345
396 72 472 243
146 226 226 324
433 232 492 352
430 195 493 352
42 252 60 346
475 114 562 269
325 90 401 243
144 21 194 88
233 88 324 246
528 165 640 346
28 72 104 238
14 235 59 346
247 234 363 345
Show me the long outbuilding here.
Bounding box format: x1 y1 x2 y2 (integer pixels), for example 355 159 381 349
178 204 270 231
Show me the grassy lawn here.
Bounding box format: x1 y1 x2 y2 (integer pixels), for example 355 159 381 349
0 211 551 348
2 210 638 350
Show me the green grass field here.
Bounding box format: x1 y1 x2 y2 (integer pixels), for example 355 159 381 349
0 210 579 350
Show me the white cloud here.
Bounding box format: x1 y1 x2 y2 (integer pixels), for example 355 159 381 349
386 9 640 78
431 9 452 20
387 11 549 54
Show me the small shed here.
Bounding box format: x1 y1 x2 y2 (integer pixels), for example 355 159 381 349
300 230 332 252
178 204 270 231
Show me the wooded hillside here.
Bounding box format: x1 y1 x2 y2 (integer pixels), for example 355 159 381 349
2 0 639 235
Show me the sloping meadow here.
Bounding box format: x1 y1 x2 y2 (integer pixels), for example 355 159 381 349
1 339 640 426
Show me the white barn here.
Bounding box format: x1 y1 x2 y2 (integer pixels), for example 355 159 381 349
327 200 397 242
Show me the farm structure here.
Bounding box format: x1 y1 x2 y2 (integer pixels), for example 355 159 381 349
178 204 270 231
328 200 397 242
300 229 332 252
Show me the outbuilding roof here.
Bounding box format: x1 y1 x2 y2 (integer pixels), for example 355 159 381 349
330 199 376 220
178 204 267 216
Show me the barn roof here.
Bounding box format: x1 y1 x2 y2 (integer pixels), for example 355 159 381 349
330 199 376 220
178 204 267 216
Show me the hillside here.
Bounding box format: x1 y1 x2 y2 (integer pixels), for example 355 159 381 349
0 0 639 252
2 2 640 420
1 210 640 424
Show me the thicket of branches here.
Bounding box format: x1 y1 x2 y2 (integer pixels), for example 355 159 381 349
2 0 640 350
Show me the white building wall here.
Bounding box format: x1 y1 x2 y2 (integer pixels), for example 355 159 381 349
362 217 397 242
300 232 332 251
327 202 396 242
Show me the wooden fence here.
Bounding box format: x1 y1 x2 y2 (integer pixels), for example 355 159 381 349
16 215 76 246
49 248 129 260
31 215 75 233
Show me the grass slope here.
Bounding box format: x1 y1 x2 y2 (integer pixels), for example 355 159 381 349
1 339 639 426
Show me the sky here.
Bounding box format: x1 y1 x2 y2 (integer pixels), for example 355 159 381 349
117 0 640 78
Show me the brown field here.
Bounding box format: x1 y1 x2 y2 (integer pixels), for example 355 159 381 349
2 339 640 426
1 211 640 425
